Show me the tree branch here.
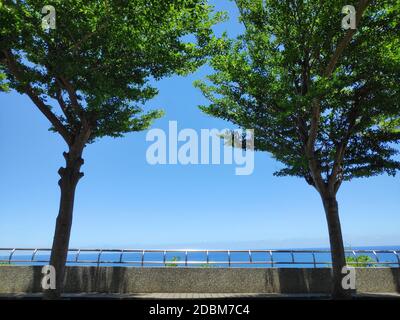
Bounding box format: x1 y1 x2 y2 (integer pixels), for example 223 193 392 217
305 0 371 194
55 85 76 129
330 86 372 193
2 49 72 145
57 76 89 129
324 0 371 78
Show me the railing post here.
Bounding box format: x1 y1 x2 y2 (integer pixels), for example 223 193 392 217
312 251 316 268
269 250 274 268
352 250 358 266
97 250 102 267
8 249 16 264
31 249 38 262
119 249 124 264
393 251 400 267
372 250 379 266
76 249 81 263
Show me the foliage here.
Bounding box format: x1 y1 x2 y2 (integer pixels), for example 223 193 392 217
200 263 214 268
195 0 400 190
346 255 375 267
165 256 181 267
1 0 225 145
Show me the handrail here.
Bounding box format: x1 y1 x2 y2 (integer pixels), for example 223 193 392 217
1 248 399 268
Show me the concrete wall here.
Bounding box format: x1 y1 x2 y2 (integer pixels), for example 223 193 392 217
0 266 399 294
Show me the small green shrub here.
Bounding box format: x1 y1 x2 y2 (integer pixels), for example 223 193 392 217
346 255 375 267
165 256 180 267
200 263 214 268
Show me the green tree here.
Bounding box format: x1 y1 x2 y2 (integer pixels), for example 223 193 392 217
0 0 223 298
195 0 400 298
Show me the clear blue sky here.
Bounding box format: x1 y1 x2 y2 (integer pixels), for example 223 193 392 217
0 0 399 249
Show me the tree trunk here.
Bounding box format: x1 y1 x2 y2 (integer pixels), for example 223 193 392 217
321 194 351 299
44 148 84 299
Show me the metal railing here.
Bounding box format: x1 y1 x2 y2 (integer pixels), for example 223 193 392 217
1 248 399 268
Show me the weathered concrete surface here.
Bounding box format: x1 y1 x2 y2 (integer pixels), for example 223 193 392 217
0 266 398 294
1 292 400 300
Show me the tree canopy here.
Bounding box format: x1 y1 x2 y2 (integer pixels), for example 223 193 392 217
196 0 400 194
1 0 224 145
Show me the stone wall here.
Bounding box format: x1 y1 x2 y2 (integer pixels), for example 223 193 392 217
0 266 398 294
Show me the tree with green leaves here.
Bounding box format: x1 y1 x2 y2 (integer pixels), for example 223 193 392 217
1 0 223 298
196 0 400 298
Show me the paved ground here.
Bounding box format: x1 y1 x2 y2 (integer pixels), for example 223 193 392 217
1 292 399 300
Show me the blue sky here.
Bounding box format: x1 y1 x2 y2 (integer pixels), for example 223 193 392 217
0 0 399 249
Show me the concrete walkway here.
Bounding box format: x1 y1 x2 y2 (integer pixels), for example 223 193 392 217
1 292 399 300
